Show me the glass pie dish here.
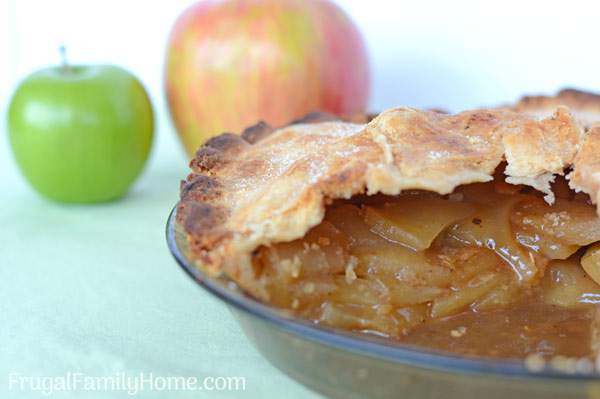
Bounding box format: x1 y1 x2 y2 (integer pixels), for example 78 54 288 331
169 91 600 398
167 205 600 399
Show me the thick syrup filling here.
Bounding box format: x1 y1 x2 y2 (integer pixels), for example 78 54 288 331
251 178 600 359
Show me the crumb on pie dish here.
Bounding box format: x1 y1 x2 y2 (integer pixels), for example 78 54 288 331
177 89 600 365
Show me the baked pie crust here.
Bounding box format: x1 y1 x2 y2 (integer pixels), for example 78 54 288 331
178 89 600 359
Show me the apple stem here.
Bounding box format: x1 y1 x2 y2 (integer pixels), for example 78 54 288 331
59 45 70 73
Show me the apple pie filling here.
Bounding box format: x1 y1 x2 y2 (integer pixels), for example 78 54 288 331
251 178 600 358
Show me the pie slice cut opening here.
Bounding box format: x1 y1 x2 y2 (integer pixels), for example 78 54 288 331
251 174 600 360
177 90 600 364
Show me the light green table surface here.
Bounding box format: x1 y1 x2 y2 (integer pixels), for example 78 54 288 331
0 117 321 398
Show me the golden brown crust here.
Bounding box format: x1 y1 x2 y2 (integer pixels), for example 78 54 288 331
178 90 600 298
240 121 273 144
569 126 600 204
514 88 600 129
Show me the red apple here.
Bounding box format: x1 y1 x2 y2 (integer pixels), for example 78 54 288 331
165 0 370 157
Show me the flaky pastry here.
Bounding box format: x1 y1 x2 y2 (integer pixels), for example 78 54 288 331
177 89 600 298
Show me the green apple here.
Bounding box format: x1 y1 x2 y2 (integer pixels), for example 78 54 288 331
8 64 154 203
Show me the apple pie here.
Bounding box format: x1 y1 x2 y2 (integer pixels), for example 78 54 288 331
178 89 600 361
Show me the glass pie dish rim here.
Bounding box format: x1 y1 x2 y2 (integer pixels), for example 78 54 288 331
166 204 600 381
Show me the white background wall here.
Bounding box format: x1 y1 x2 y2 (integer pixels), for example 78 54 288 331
3 0 600 185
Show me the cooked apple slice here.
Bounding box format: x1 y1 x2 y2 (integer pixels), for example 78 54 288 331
259 274 340 310
513 198 600 246
444 246 503 285
328 276 387 306
542 259 600 308
581 243 600 286
515 230 580 260
431 271 505 318
363 197 475 251
471 282 521 312
318 301 429 337
257 220 349 280
325 204 389 251
387 284 447 307
355 245 452 286
318 301 401 337
448 195 537 282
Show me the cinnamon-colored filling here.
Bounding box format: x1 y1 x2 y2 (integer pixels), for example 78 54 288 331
252 177 600 359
